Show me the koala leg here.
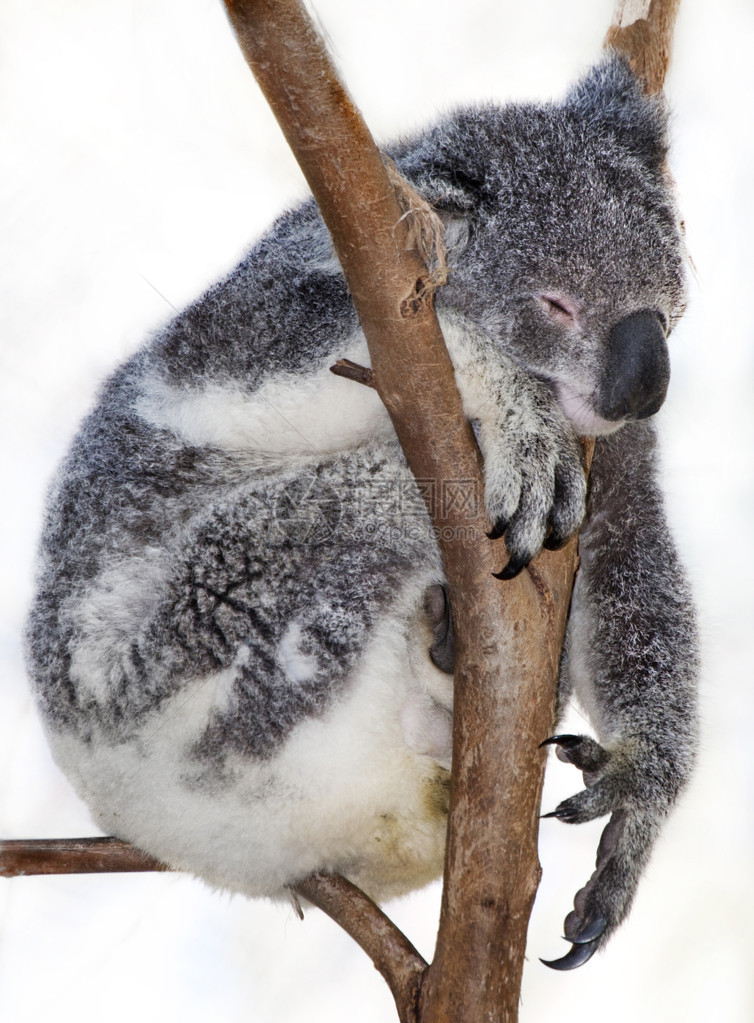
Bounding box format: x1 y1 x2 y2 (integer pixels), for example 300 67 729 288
539 423 698 968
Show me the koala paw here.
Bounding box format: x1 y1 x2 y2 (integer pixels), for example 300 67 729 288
485 424 587 581
539 733 662 970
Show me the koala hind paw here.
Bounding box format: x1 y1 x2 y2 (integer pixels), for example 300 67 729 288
540 733 662 969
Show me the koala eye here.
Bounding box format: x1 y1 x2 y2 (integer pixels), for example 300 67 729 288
537 292 580 328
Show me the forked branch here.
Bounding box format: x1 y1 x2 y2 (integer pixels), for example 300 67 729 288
222 2 578 1020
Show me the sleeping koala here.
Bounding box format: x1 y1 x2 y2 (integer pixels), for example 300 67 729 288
24 54 698 970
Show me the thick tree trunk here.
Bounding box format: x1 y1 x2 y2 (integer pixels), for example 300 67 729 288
221 2 581 1018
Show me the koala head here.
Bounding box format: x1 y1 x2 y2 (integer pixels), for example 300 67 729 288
395 54 688 435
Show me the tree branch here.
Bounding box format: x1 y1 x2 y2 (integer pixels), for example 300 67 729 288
1 3 581 1016
330 359 376 389
605 0 680 93
221 2 579 1020
295 874 427 1023
0 837 167 876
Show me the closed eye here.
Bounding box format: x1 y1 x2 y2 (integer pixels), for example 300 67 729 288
537 292 580 328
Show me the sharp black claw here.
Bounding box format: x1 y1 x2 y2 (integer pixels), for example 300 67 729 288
539 733 580 749
486 518 508 541
539 733 610 773
492 555 529 581
540 939 599 971
540 804 579 823
543 529 569 551
572 913 608 944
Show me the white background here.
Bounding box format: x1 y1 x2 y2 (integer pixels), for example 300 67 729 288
1 0 752 1020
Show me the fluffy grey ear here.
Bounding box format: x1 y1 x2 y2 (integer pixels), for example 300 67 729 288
565 53 668 170
410 167 484 261
438 211 471 257
410 168 484 215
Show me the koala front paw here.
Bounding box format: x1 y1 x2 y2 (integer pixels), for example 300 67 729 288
485 426 587 580
539 733 667 969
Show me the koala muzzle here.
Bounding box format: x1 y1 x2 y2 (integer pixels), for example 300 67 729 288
599 310 670 422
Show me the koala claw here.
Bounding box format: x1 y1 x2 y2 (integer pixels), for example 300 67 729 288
543 900 608 973
540 803 582 823
540 732 581 748
485 463 583 575
540 736 642 966
492 553 529 581
486 519 509 542
540 939 599 971
542 526 569 552
541 808 632 969
539 733 610 774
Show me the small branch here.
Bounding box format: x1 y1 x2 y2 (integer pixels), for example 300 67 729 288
0 837 168 876
295 874 427 1023
330 359 376 389
0 839 425 1022
605 0 680 93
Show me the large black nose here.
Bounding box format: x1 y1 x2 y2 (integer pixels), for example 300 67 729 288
598 311 670 422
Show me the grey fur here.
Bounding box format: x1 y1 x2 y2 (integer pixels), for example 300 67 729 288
24 54 697 960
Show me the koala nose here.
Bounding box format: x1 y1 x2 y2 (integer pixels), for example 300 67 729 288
599 311 670 422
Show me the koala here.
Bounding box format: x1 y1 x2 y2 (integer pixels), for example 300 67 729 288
24 54 698 970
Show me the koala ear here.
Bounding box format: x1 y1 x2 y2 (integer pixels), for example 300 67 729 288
412 166 486 216
436 209 471 257
565 53 669 170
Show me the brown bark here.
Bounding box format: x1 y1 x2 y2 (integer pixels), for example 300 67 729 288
0 837 167 876
296 874 427 1023
222 2 578 1019
605 0 680 93
330 359 376 389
